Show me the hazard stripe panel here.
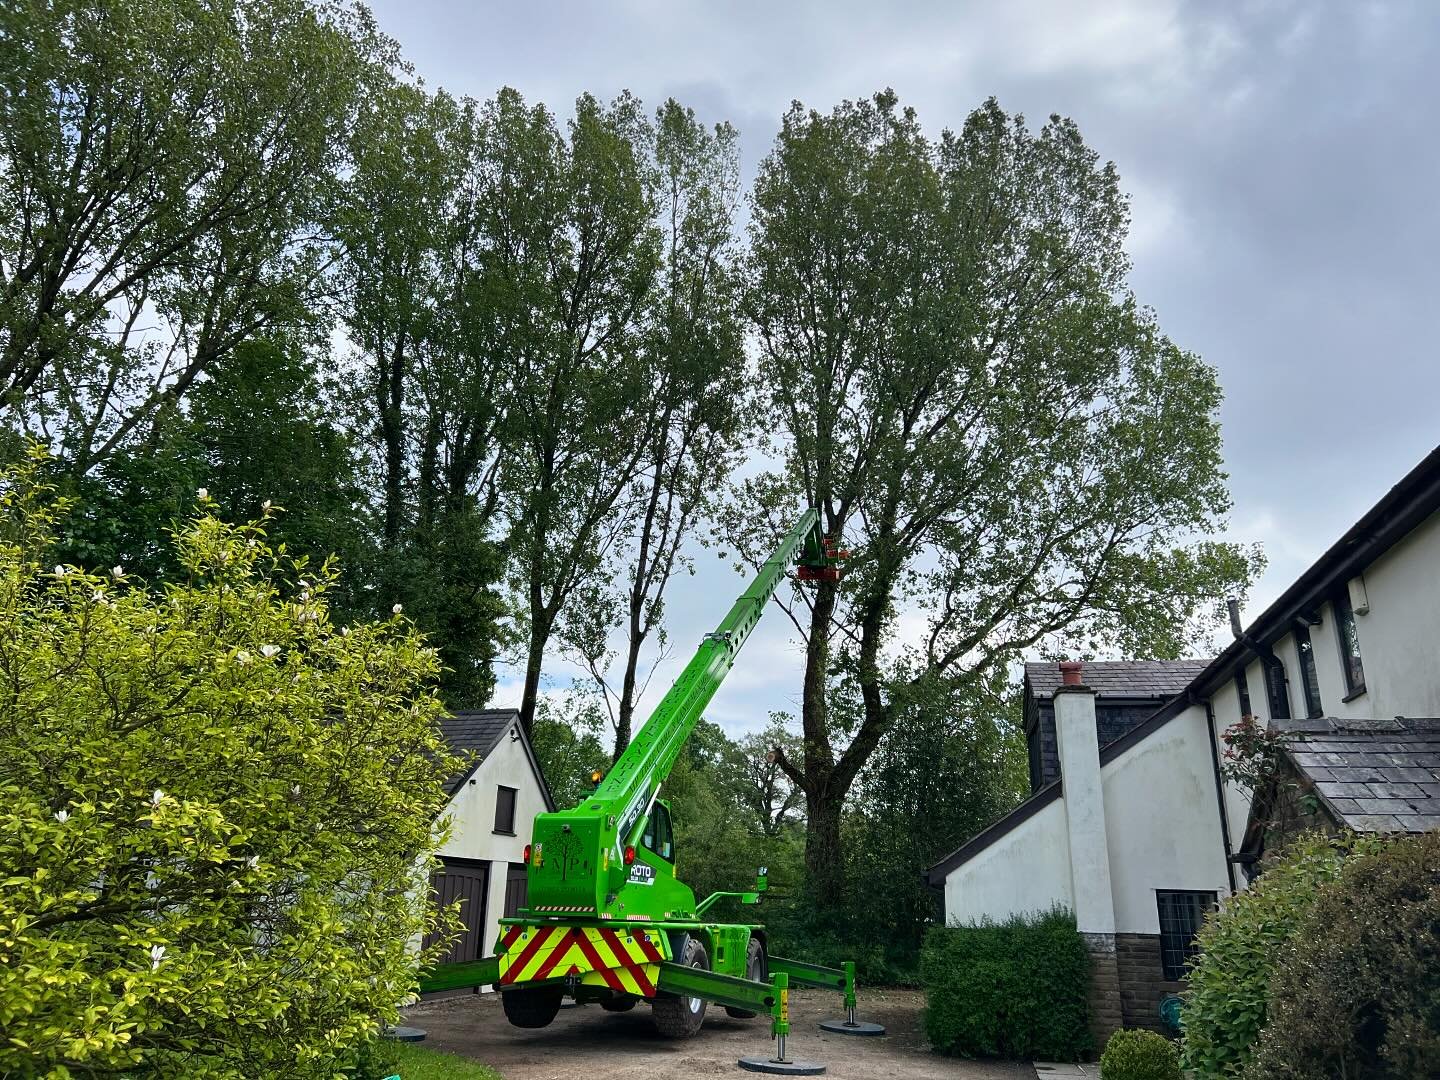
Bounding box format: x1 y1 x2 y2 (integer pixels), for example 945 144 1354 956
497 924 665 996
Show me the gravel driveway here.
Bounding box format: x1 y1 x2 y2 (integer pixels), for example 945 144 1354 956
404 987 1033 1080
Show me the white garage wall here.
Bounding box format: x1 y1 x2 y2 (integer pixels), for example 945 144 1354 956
438 725 550 959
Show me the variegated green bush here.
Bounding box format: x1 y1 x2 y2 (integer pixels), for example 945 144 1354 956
0 449 459 1078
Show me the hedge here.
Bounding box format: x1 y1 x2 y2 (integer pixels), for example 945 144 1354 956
1100 1029 1180 1080
1244 830 1440 1079
1179 832 1383 1078
921 907 1091 1060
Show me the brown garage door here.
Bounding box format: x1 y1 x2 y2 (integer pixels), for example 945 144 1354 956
504 861 527 917
423 858 489 965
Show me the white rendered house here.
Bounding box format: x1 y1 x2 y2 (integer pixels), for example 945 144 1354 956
927 442 1440 1041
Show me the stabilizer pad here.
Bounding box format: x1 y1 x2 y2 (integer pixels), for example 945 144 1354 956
381 1026 427 1042
738 1057 826 1075
819 1019 886 1036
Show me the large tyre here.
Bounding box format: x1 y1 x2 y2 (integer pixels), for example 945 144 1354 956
651 936 709 1038
724 937 766 1019
601 996 638 1012
501 985 563 1028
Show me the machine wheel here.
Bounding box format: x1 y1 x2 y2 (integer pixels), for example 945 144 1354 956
601 996 638 1012
724 937 766 1019
652 936 709 1038
501 985 563 1028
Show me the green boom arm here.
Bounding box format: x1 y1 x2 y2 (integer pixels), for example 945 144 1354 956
596 508 822 831
521 509 830 919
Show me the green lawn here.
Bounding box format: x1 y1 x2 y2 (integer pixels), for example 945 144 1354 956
387 1042 502 1080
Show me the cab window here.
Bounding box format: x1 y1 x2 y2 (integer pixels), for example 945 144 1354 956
641 804 674 862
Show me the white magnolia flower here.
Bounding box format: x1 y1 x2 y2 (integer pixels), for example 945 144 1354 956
235 651 252 665
339 626 350 637
299 589 310 601
259 644 279 658
112 565 125 579
290 783 302 798
52 565 65 578
54 809 69 823
196 487 208 500
245 855 260 870
91 590 105 603
261 499 272 511
391 603 403 615
150 789 165 808
150 944 166 970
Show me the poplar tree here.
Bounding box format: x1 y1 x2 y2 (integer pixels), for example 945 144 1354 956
740 92 1261 903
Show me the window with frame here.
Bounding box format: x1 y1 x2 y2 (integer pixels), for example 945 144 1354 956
641 803 674 862
493 785 517 834
1263 657 1291 720
1234 668 1252 717
1157 890 1216 980
1293 625 1324 718
1332 589 1366 697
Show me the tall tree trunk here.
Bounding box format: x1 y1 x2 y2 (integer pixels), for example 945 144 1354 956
379 336 406 551
800 578 844 904
518 609 548 738
612 446 667 760
614 650 640 760
803 782 845 907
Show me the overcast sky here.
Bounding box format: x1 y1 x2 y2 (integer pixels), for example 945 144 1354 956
366 0 1440 737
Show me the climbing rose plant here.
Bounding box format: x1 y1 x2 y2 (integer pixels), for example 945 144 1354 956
0 449 460 1078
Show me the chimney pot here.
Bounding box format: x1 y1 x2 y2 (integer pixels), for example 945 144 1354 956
1059 660 1083 686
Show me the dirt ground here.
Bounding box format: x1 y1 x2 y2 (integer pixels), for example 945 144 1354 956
404 987 1034 1080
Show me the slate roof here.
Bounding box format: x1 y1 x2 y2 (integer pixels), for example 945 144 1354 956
1024 659 1209 699
1280 716 1440 833
437 709 554 806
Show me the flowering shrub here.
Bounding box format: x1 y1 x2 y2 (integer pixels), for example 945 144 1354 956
1218 714 1287 792
0 449 459 1077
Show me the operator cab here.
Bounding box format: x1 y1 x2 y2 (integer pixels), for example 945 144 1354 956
641 801 675 861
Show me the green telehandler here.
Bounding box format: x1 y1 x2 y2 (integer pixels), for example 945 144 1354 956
418 510 883 1070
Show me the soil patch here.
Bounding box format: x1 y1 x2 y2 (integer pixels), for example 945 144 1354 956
404 987 1032 1080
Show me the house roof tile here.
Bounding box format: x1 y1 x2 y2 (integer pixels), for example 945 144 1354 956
1282 717 1440 833
1024 659 1209 700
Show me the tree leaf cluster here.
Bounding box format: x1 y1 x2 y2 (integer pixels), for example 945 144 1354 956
0 450 460 1078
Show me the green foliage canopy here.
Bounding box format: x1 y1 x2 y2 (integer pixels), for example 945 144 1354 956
736 90 1262 901
0 452 458 1078
0 0 389 470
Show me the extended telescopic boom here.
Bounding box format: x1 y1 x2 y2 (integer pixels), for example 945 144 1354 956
521 508 834 919
595 507 822 832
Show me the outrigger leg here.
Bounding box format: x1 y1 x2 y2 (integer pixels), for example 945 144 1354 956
738 973 825 1076
817 961 885 1037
